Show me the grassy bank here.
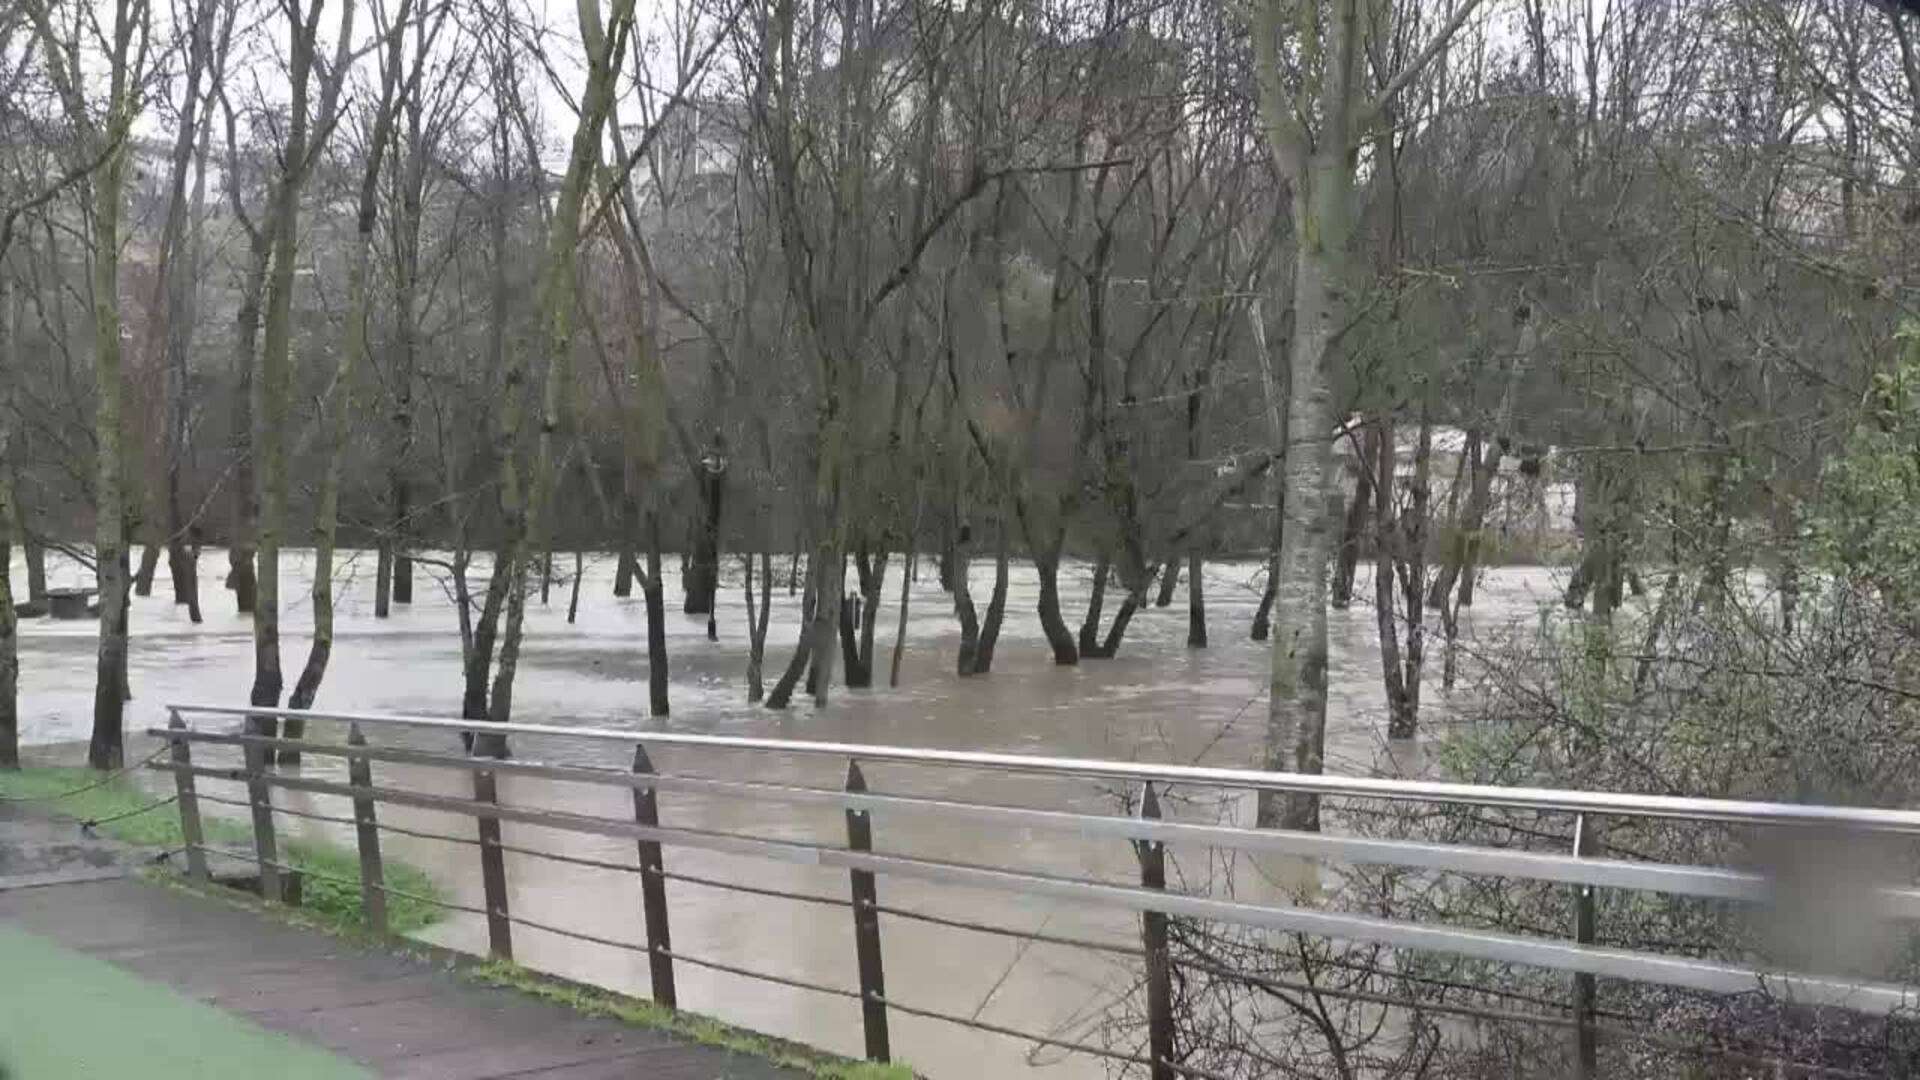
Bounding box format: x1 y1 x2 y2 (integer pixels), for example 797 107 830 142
464 961 915 1080
0 763 444 933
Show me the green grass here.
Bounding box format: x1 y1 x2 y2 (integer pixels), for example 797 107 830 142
0 764 444 934
465 961 916 1080
0 925 374 1079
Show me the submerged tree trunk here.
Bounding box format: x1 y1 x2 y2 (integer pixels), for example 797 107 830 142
1187 550 1207 648
0 422 17 769
641 514 669 717
374 547 393 617
1034 536 1079 665
23 535 46 610
952 537 979 676
973 534 1010 674
1252 573 1276 641
1331 428 1376 609
568 551 583 623
133 544 160 597
463 555 509 722
745 551 772 702
1154 560 1179 608
765 561 817 709
889 547 913 687
846 548 883 687
614 541 637 597
1078 552 1111 658
684 447 725 626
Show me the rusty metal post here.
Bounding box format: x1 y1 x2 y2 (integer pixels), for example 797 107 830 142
845 761 890 1062
243 718 282 903
167 710 209 882
472 753 513 960
1136 782 1176 1080
1573 812 1598 1079
346 723 387 934
632 745 677 1008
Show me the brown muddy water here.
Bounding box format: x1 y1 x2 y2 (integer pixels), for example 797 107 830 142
14 549 1569 1077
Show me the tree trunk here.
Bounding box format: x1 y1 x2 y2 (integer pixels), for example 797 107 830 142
952 538 979 676
155 1 215 625
489 0 637 738
744 554 763 701
889 548 913 687
765 561 816 709
614 542 636 597
973 535 1010 674
23 535 46 610
374 546 392 617
1099 595 1139 658
745 552 771 702
464 553 509 722
684 451 724 622
0 414 17 769
642 514 669 717
285 24 406 755
1331 430 1376 609
226 243 266 618
847 548 883 687
1255 160 1350 832
568 551 583 623
1252 573 1276 641
1154 560 1179 607
1252 505 1281 642
1033 537 1079 665
133 543 160 597
1078 552 1110 659
88 122 135 771
1187 550 1207 648
1383 415 1432 740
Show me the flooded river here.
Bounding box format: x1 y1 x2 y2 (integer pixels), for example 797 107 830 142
13 549 1568 1077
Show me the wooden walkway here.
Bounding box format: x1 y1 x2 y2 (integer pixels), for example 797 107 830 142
0 851 803 1078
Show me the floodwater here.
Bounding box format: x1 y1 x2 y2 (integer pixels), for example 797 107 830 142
12 548 1568 1077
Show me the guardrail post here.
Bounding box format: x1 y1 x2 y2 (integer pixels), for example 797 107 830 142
1572 812 1598 1079
845 760 890 1063
1136 781 1176 1080
243 714 283 903
167 710 209 882
471 742 513 960
346 723 387 935
631 745 676 1009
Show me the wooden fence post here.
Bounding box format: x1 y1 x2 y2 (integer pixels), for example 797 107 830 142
845 761 890 1063
347 723 387 935
1573 812 1599 1079
472 744 513 960
632 745 677 1008
1136 781 1176 1080
167 710 209 882
243 716 282 903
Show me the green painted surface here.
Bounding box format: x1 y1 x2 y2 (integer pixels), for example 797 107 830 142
0 926 372 1080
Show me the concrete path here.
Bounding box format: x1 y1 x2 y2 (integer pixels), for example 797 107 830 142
0 810 803 1079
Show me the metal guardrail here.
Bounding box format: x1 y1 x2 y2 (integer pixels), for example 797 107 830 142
151 702 1920 1079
